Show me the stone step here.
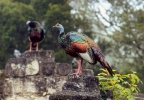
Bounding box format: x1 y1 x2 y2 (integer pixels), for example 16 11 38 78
23 50 55 63
67 75 99 84
73 69 94 76
2 50 106 100
49 75 101 100
63 75 99 92
49 90 101 100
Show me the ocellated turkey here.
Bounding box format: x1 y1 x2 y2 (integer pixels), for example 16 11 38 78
53 23 114 76
26 21 46 52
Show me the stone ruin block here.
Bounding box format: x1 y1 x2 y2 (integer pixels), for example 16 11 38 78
5 58 26 77
24 50 55 63
46 76 67 94
2 50 108 100
42 62 56 76
5 50 56 78
50 75 101 100
49 90 100 100
64 75 99 92
5 58 39 77
55 63 72 76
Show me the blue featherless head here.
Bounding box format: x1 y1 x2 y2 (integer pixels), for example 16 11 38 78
53 23 64 34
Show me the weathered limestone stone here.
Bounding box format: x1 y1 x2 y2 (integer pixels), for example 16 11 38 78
5 50 55 78
42 62 56 76
65 75 99 92
5 58 26 77
50 75 101 100
3 50 106 100
0 81 4 94
3 76 67 100
49 90 100 100
25 59 39 76
24 50 55 63
55 63 72 76
46 76 67 93
0 80 4 100
1 50 144 100
3 79 13 96
3 50 71 100
5 95 50 100
134 94 144 100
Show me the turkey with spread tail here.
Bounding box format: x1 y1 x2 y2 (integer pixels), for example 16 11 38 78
53 23 114 76
26 21 46 52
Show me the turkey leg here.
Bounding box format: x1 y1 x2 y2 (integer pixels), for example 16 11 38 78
28 42 32 52
73 59 83 75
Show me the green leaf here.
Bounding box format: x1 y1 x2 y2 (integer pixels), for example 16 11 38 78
130 86 135 91
98 69 142 100
131 78 136 84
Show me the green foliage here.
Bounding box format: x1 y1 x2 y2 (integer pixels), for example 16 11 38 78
108 4 144 92
44 2 89 63
70 0 144 93
0 0 37 69
30 0 67 20
0 0 94 69
0 0 143 94
97 69 143 100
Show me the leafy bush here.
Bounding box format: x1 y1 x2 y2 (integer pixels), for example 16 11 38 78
97 69 143 100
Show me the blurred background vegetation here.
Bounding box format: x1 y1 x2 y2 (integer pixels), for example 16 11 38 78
0 0 143 92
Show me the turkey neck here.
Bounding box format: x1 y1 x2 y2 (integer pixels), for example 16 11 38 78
59 32 66 42
58 32 69 49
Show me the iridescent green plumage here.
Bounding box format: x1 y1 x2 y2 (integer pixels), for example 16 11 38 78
53 23 114 76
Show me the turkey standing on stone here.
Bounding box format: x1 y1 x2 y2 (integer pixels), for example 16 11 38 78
26 21 46 52
53 23 114 76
